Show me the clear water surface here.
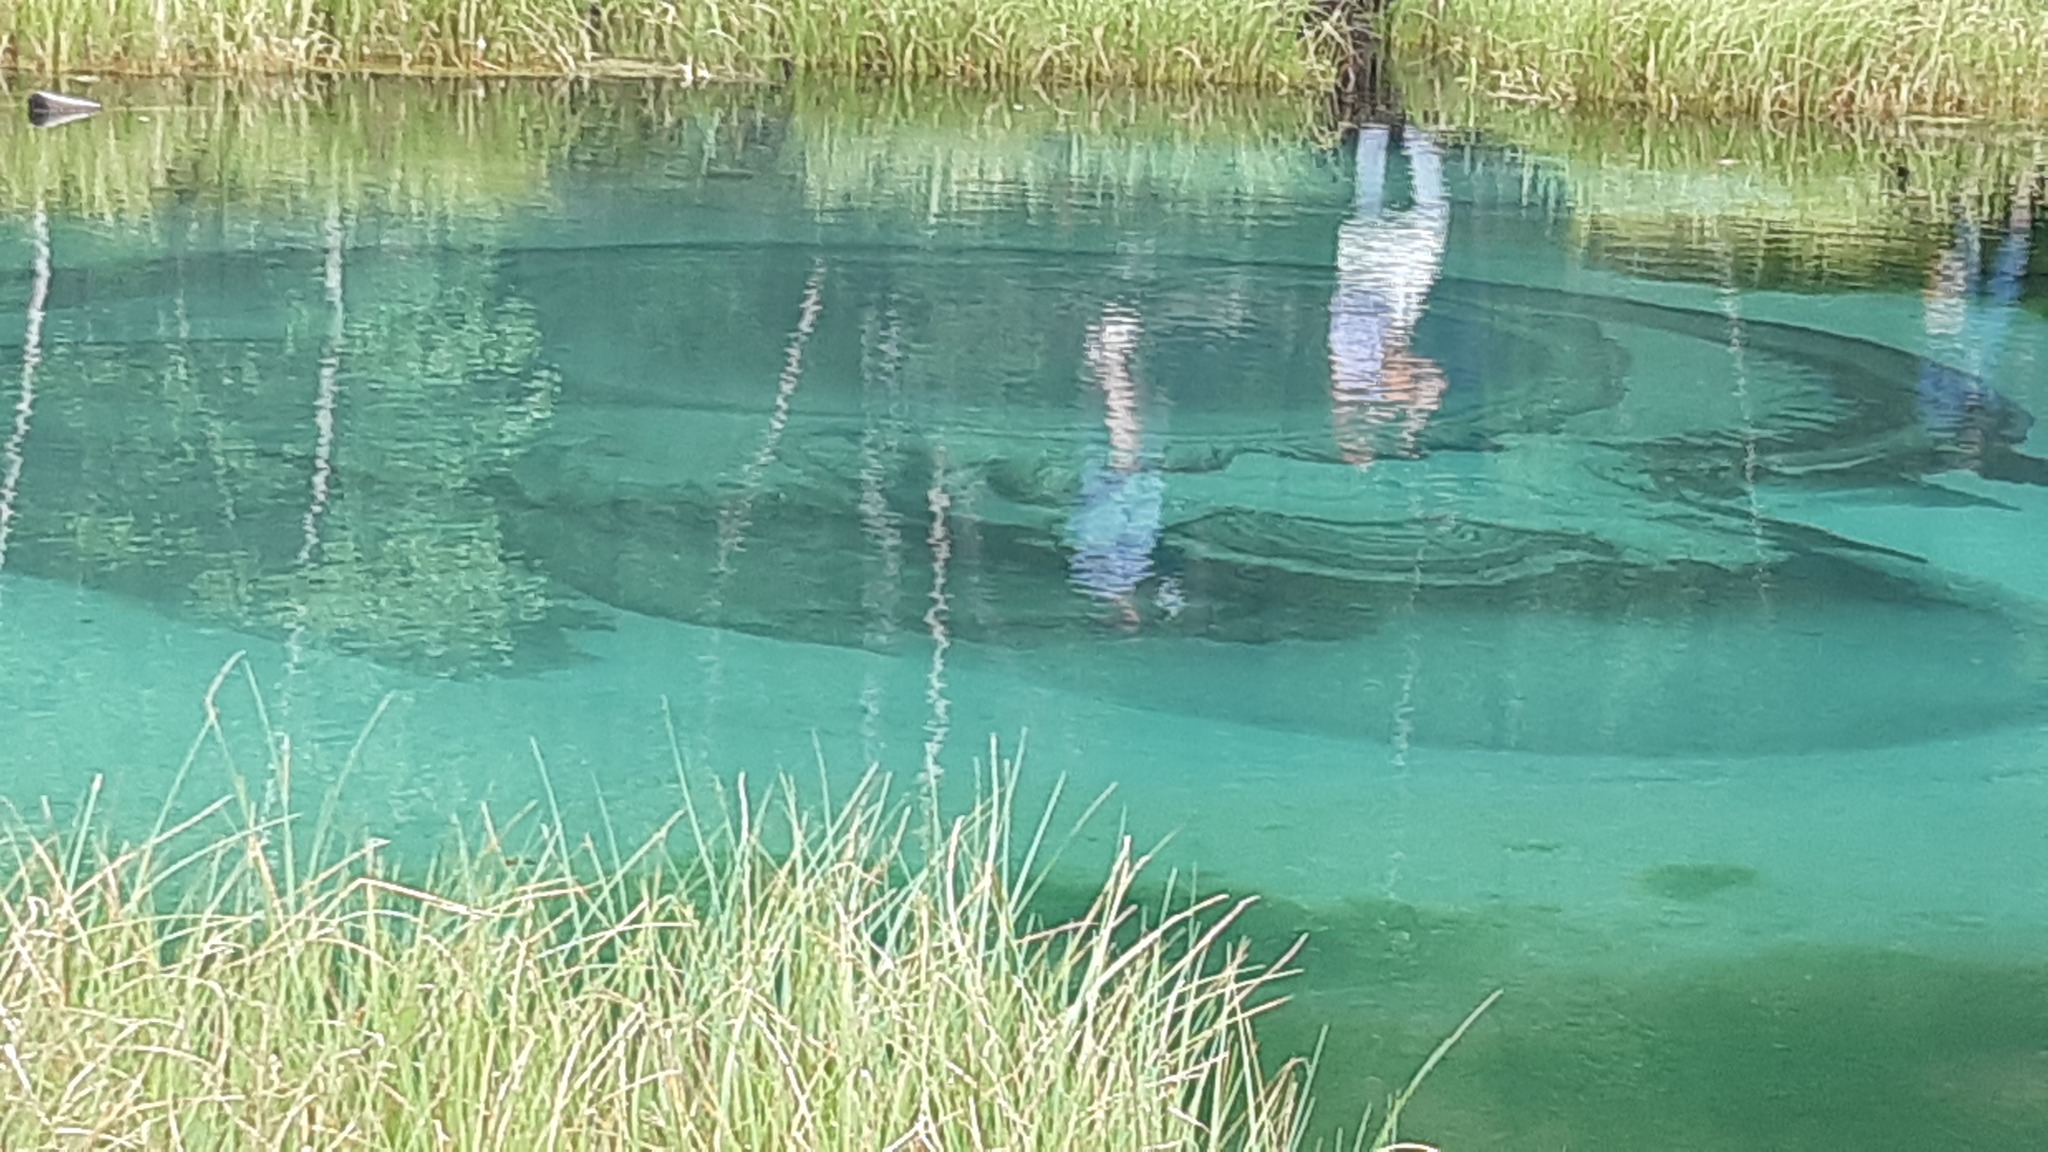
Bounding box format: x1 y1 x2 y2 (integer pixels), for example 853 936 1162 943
4 83 2048 1148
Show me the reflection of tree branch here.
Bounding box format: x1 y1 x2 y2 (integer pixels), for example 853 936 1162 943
709 260 827 610
693 260 828 769
283 200 348 703
1710 225 1775 605
247 236 554 675
297 201 347 570
921 450 952 791
0 199 553 677
0 205 50 594
857 302 907 767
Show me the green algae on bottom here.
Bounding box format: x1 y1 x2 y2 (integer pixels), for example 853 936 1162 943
1180 882 2048 1151
1388 946 2048 1150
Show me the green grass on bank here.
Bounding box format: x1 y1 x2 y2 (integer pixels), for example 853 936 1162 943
0 682 1461 1149
0 0 1344 89
10 0 2048 114
1386 0 2048 120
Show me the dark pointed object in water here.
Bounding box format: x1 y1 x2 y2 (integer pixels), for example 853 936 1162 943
27 91 102 129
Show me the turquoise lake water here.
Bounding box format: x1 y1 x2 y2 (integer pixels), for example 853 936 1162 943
4 84 2047 1146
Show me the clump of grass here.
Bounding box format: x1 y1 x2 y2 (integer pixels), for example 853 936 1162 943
0 0 1345 89
0 704 1435 1148
1387 0 2048 120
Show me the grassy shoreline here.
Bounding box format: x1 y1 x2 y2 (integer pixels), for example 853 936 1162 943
0 667 1454 1148
1386 0 2048 120
0 741 1449 1148
0 0 1345 90
8 0 2048 117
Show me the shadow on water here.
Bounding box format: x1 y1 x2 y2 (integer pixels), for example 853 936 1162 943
1383 946 2048 1150
1026 873 2048 1150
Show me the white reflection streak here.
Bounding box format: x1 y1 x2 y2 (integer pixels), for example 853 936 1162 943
297 201 346 568
858 305 906 767
1380 485 1431 900
0 206 51 593
283 203 346 690
696 261 826 768
1713 234 1772 599
920 451 952 791
711 261 827 596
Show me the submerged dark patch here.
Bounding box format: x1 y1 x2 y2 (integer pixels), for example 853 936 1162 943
1638 862 1762 901
1031 873 2048 1152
